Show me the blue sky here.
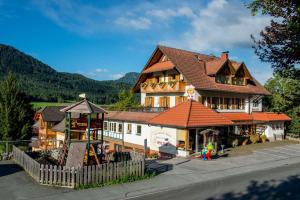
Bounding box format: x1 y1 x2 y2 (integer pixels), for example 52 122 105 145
0 0 273 83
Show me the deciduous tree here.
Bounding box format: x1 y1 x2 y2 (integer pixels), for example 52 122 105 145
248 0 300 78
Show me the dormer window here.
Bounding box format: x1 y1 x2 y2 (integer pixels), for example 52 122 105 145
216 75 231 84
161 55 169 62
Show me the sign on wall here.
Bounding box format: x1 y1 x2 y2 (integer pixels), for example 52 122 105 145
70 118 101 130
151 131 177 155
184 85 196 100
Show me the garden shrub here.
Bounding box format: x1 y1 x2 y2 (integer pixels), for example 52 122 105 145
250 134 260 144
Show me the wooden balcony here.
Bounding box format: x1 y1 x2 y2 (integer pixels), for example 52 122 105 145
140 81 186 93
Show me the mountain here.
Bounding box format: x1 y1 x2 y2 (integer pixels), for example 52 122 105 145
115 72 140 85
0 44 140 104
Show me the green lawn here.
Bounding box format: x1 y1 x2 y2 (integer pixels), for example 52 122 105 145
31 102 73 110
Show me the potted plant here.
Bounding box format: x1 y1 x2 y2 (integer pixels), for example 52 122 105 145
158 82 166 88
260 134 268 143
150 82 157 89
250 134 260 144
168 80 177 88
141 82 148 89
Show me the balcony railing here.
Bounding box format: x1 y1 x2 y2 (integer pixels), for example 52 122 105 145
100 130 123 140
140 81 186 93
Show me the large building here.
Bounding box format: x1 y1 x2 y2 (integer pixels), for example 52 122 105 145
101 45 291 156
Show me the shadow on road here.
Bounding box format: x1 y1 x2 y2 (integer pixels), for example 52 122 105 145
0 162 22 177
146 160 174 175
208 175 300 200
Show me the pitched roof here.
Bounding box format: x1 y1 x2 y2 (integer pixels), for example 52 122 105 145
148 100 233 128
252 112 291 122
105 111 159 124
41 106 65 122
134 45 270 95
231 62 242 70
51 118 66 132
221 112 253 121
205 59 227 75
60 99 107 114
142 60 174 74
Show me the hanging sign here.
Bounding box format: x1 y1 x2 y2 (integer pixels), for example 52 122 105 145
184 85 195 100
70 118 101 130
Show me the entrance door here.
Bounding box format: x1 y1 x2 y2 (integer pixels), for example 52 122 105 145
188 129 204 153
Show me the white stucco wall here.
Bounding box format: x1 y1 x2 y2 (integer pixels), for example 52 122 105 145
141 93 146 106
149 125 177 154
123 123 151 147
265 122 285 140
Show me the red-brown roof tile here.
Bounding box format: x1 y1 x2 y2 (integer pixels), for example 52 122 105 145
252 112 291 122
205 59 227 75
105 111 159 124
148 100 233 128
221 112 253 121
155 45 270 95
142 60 174 74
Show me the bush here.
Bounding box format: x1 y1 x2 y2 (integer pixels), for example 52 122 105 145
250 134 260 144
260 134 268 143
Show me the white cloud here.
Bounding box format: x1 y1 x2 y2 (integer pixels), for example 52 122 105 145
148 7 196 21
95 68 108 73
111 73 125 80
114 17 152 30
164 0 271 51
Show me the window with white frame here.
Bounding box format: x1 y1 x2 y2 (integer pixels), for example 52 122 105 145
104 122 108 131
136 125 142 136
127 124 132 134
118 123 123 133
110 122 116 132
253 100 259 107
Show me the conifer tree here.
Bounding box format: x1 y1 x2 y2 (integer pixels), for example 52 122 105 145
0 73 34 140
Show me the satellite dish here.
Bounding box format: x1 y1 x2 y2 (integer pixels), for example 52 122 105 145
79 93 86 99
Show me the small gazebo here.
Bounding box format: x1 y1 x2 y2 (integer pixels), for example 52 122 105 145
60 98 107 163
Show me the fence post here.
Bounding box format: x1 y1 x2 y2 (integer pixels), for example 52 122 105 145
6 141 9 155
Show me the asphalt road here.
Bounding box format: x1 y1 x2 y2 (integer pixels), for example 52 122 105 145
130 162 300 200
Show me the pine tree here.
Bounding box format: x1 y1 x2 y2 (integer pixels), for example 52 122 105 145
0 73 34 140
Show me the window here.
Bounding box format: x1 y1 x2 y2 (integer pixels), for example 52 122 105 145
145 96 154 107
118 123 123 133
127 124 132 134
207 97 211 108
253 100 259 107
104 122 108 130
136 125 142 136
169 74 176 81
176 96 187 105
211 97 219 109
224 98 230 109
160 96 170 107
201 96 206 105
110 122 116 132
240 98 245 109
219 97 224 109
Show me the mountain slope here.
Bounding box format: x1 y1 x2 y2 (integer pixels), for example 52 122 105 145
116 72 140 85
0 44 139 104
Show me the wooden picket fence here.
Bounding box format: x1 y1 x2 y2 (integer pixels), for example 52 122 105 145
13 146 145 188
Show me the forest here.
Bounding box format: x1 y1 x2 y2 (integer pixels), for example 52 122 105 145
0 44 139 104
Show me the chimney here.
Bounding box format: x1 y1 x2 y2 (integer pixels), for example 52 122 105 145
221 51 229 60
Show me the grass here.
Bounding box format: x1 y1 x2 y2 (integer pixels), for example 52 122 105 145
76 171 155 190
31 101 73 110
